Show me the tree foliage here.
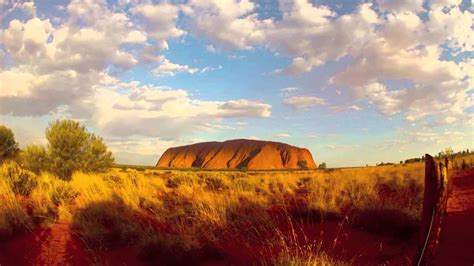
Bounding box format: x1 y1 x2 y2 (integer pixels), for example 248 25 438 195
0 125 19 161
19 120 114 180
45 120 114 180
318 162 327 169
20 145 49 174
297 160 308 169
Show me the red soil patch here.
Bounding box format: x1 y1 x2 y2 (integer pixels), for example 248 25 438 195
0 221 89 266
434 168 474 265
203 206 417 265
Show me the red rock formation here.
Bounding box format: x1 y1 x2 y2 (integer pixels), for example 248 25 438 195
156 139 316 170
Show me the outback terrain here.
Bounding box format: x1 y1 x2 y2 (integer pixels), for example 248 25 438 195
1 144 473 265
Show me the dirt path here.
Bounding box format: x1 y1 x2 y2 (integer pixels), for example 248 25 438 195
35 221 75 266
0 221 89 266
434 168 474 265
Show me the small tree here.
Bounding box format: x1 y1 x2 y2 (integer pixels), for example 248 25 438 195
440 147 454 158
20 145 49 174
318 162 327 169
46 120 114 180
297 160 308 169
0 125 19 161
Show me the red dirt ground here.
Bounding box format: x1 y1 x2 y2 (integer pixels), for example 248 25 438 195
203 219 417 265
0 221 89 266
0 215 417 265
434 168 474 265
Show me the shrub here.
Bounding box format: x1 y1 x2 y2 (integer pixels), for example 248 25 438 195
233 177 254 191
0 125 19 161
0 161 38 196
50 179 78 206
166 174 194 188
0 204 33 240
203 175 229 191
20 145 49 174
297 160 308 169
350 206 419 237
46 120 114 180
137 233 222 264
72 200 149 249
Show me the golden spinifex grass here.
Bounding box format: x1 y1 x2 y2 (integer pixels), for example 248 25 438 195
0 155 472 264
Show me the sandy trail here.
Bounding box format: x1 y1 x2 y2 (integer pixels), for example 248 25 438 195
35 221 72 266
434 168 474 265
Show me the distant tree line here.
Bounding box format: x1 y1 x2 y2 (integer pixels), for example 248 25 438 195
375 147 473 166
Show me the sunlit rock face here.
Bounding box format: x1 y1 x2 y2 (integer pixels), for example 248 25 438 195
156 139 317 170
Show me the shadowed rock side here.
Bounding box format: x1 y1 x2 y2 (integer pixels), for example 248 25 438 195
156 139 317 170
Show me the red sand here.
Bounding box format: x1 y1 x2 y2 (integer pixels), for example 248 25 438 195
434 168 474 265
0 221 89 266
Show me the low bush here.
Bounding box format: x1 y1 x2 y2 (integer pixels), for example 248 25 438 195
203 175 229 191
72 200 151 249
0 204 33 240
137 233 222 265
166 174 194 188
0 161 38 196
50 179 78 206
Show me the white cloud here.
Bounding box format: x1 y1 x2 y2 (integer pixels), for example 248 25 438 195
183 0 270 49
131 2 185 49
151 56 221 77
283 96 326 110
181 0 472 124
123 30 147 44
152 56 200 77
71 79 272 138
329 104 363 113
280 87 300 93
377 0 424 13
276 133 291 138
0 0 272 140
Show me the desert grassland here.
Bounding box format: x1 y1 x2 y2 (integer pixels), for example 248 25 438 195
1 154 473 265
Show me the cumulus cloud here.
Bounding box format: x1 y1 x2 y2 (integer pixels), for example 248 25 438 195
152 56 200 77
329 105 363 113
131 2 185 49
283 96 326 110
53 77 270 139
0 0 272 140
182 0 472 124
183 0 271 49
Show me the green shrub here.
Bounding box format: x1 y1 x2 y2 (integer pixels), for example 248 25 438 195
0 125 19 161
20 145 49 174
297 160 308 169
46 119 114 180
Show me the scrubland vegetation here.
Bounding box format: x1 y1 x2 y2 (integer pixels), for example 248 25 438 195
1 121 473 265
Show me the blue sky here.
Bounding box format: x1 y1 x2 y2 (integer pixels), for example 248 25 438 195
0 0 472 167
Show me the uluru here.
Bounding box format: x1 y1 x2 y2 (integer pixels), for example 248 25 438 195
156 139 317 170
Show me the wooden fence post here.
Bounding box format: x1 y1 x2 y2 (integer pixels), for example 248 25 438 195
416 155 453 265
417 154 438 265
